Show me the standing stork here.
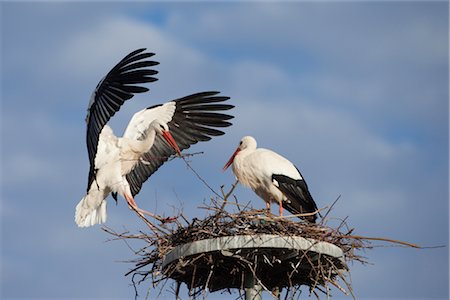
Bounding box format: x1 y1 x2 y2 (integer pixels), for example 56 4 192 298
223 136 318 222
75 49 234 227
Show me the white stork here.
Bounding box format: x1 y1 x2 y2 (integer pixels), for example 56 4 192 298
75 49 234 227
223 136 318 222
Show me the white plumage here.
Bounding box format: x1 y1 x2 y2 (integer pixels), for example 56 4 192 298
76 113 180 227
224 136 318 222
76 49 234 227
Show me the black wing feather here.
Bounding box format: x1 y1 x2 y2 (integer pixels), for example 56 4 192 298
85 48 159 191
272 173 318 223
126 91 234 196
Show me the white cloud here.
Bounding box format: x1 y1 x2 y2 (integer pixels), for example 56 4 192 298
48 16 231 133
57 16 198 77
163 2 448 138
1 111 84 186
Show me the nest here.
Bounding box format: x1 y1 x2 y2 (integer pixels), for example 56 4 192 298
105 190 353 298
104 183 418 299
160 218 353 297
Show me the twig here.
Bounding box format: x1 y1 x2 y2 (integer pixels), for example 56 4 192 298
128 204 165 236
104 193 423 299
320 195 341 225
220 181 239 210
181 156 223 199
273 207 327 220
342 235 420 248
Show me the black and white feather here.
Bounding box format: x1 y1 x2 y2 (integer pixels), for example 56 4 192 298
76 49 234 228
126 91 234 196
85 48 158 191
272 171 318 222
224 136 318 222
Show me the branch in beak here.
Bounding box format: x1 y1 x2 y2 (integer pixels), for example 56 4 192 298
162 131 181 156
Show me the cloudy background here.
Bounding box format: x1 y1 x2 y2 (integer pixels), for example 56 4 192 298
1 2 448 299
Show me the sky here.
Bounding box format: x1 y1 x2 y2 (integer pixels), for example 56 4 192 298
1 1 449 299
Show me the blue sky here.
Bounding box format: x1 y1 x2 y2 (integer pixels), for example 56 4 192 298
1 2 448 299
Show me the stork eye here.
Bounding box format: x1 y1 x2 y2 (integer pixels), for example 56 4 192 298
239 141 243 145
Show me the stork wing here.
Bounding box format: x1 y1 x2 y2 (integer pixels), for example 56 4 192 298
126 91 234 196
86 48 158 191
272 172 318 222
123 102 176 140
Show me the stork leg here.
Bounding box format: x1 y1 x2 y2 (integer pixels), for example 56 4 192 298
279 202 283 216
124 193 155 217
123 193 162 236
266 202 271 213
124 193 177 224
124 193 138 209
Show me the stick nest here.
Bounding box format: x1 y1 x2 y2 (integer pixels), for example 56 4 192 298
103 184 397 299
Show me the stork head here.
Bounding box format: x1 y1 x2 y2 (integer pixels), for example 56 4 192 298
151 119 181 156
223 136 257 171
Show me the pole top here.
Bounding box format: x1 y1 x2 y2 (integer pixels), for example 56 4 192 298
162 234 347 292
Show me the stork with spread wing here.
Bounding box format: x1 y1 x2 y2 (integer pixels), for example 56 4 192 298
75 49 234 227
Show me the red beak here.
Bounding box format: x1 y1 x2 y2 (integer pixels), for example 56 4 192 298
223 148 240 171
162 130 181 156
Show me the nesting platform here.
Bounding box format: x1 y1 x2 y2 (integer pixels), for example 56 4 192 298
162 234 347 294
104 204 370 299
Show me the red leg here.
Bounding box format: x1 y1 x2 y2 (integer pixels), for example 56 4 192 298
279 202 283 216
124 193 138 209
124 193 160 235
124 193 176 223
124 194 154 216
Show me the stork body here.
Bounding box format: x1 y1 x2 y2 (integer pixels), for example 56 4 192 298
224 136 318 222
76 49 234 227
76 119 178 227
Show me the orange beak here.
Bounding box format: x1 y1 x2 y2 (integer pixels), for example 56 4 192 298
162 130 181 156
223 148 240 171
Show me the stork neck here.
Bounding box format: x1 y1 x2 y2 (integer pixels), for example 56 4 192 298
234 146 253 163
140 128 157 152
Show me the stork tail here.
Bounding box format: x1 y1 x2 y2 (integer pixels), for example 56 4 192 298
75 195 107 227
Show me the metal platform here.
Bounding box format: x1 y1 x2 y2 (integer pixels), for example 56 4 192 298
162 234 347 298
